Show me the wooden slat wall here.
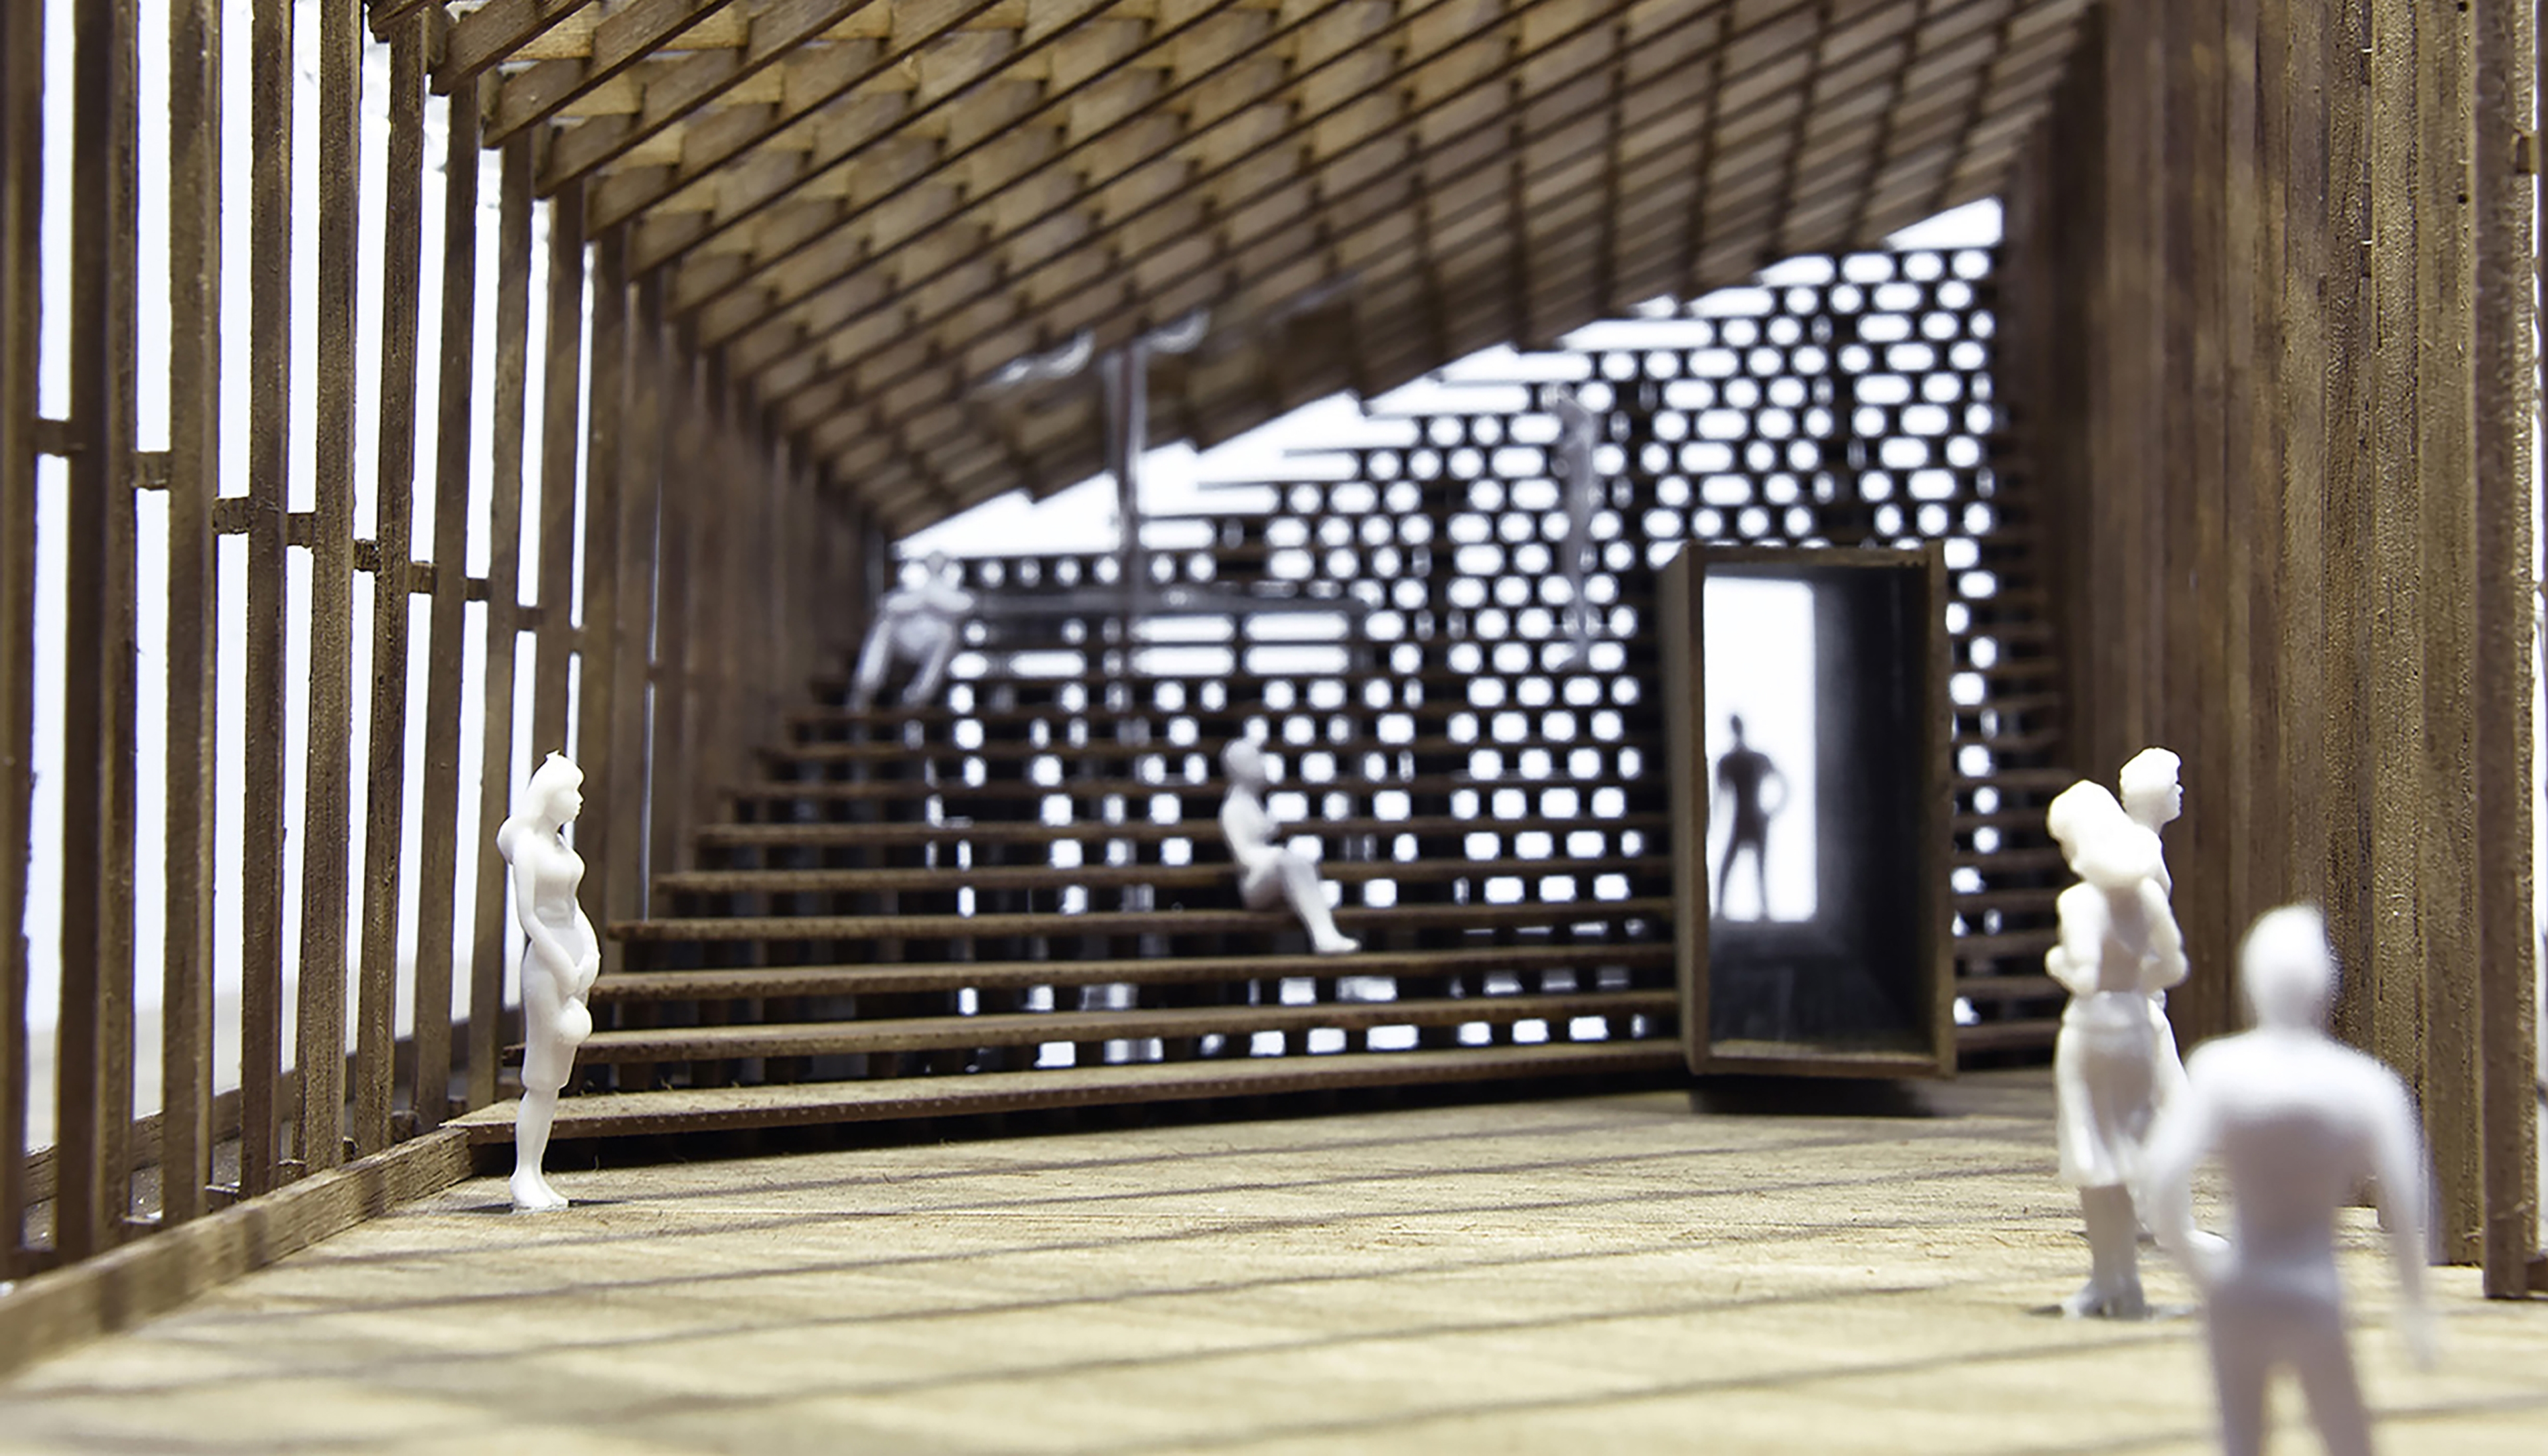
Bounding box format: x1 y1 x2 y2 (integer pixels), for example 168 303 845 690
0 3 877 1277
1998 0 2537 1287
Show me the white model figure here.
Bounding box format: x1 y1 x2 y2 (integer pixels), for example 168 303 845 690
2044 780 2188 1317
1549 385 1602 650
2142 905 2436 1456
498 752 599 1212
1220 738 1360 955
849 551 977 710
2119 746 2192 1093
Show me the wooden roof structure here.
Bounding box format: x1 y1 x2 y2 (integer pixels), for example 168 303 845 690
401 0 2095 533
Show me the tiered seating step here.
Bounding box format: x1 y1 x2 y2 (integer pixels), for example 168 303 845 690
591 944 1677 1003
450 1041 1687 1143
691 812 1669 852
610 897 1675 945
564 990 1680 1064
653 855 1655 897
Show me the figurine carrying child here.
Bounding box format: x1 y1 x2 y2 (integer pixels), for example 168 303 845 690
498 752 599 1212
2044 779 2188 1317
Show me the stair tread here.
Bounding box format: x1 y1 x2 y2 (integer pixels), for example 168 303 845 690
569 990 1680 1063
447 1041 1689 1142
610 896 1677 943
756 732 1658 764
655 854 1658 897
1952 929 2060 958
723 772 1593 804
1954 1017 2062 1052
695 811 1669 849
592 943 1679 1002
1951 973 2062 1002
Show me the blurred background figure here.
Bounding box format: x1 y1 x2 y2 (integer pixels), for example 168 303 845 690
1713 714 1788 919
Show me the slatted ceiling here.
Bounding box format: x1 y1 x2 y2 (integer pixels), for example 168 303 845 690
430 0 2089 525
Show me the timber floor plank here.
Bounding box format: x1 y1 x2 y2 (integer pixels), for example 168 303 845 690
7 1072 2545 1455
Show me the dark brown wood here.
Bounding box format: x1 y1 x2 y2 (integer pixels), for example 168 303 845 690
468 127 537 1111
354 10 431 1159
2472 0 2539 1297
572 228 629 949
645 332 697 892
608 276 666 929
433 0 601 96
485 0 743 150
58 0 143 1261
0 0 45 1275
411 56 485 1134
528 180 586 775
296 0 364 1177
239 0 295 1198
160 0 223 1227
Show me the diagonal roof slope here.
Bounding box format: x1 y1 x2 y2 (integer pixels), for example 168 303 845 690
414 0 2093 535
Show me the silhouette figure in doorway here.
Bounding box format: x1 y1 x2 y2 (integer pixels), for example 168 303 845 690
1713 715 1788 919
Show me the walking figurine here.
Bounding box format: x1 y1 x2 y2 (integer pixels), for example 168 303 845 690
2142 905 2436 1456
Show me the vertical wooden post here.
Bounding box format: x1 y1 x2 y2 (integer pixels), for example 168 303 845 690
611 276 666 929
240 0 293 1196
161 0 223 1225
295 0 364 1175
2472 0 2539 1296
413 72 482 1133
468 129 535 1112
0 0 42 1272
355 9 429 1158
648 340 697 884
2318 0 2375 1051
574 229 628 951
530 181 586 777
59 0 141 1260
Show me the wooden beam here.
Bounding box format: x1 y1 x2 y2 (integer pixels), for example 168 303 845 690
435 0 602 96
0 1130 474 1380
484 0 746 148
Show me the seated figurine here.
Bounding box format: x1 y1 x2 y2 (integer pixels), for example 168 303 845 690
1219 738 1360 955
849 551 977 710
2141 905 2436 1456
2044 779 2187 1317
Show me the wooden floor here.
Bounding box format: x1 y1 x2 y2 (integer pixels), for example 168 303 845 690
2 1071 2543 1455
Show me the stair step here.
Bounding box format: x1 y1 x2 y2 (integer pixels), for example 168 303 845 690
611 896 1677 945
654 854 1657 897
592 943 1679 1004
786 697 1647 739
1951 887 2063 913
808 666 1512 708
1952 768 2080 791
1951 973 2062 1002
448 1041 1689 1143
1950 809 2060 833
1951 845 2068 873
566 990 1680 1064
1952 929 2059 960
723 771 1579 807
755 732 1659 767
1953 691 2062 718
1953 1017 2062 1053
693 811 1670 851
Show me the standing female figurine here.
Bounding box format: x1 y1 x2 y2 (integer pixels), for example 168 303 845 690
2044 779 2187 1317
498 752 599 1211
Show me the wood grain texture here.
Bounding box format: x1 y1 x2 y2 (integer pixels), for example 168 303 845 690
159 0 223 1226
239 0 295 1199
295 0 364 1177
411 61 485 1134
354 11 429 1159
528 179 586 774
468 127 537 1112
0 1129 472 1380
572 229 630 953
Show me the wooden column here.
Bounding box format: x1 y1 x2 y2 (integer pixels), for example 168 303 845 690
239 0 293 1197
161 0 222 1224
413 58 484 1134
0 0 41 1274
573 229 629 953
529 182 587 774
59 0 142 1258
354 7 429 1158
467 129 536 1112
2471 0 2539 1296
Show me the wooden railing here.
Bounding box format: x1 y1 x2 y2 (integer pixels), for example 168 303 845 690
0 1 876 1280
